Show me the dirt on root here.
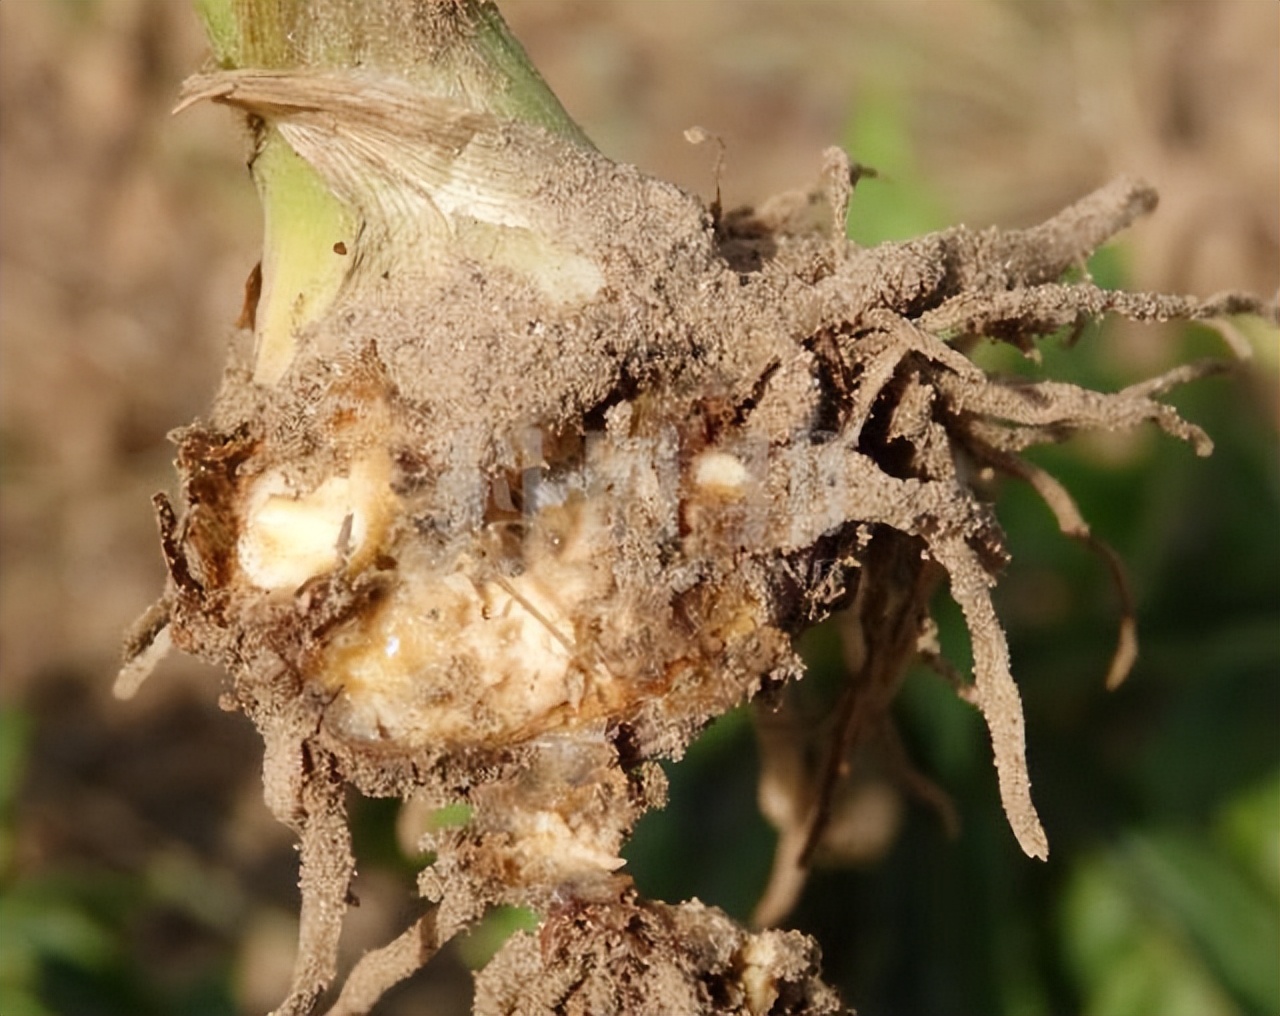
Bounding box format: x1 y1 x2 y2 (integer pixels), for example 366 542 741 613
2 4 1278 1016
114 45 1274 1012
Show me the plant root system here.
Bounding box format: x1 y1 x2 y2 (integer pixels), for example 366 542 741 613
119 65 1276 1016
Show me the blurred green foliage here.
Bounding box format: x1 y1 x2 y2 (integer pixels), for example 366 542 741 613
1 709 240 1015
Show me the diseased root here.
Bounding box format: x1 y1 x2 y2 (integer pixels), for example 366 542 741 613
475 892 846 1016
119 65 1278 1015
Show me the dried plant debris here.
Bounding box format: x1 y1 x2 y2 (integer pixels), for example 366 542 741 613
117 63 1276 1016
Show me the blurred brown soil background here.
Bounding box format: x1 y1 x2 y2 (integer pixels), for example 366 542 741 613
1 2 1275 1013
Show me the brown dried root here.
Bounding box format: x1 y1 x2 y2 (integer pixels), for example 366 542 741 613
118 56 1277 1015
967 440 1139 690
323 911 442 1016
751 539 951 930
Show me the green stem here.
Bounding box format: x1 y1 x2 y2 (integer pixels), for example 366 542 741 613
190 0 593 386
193 0 590 144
